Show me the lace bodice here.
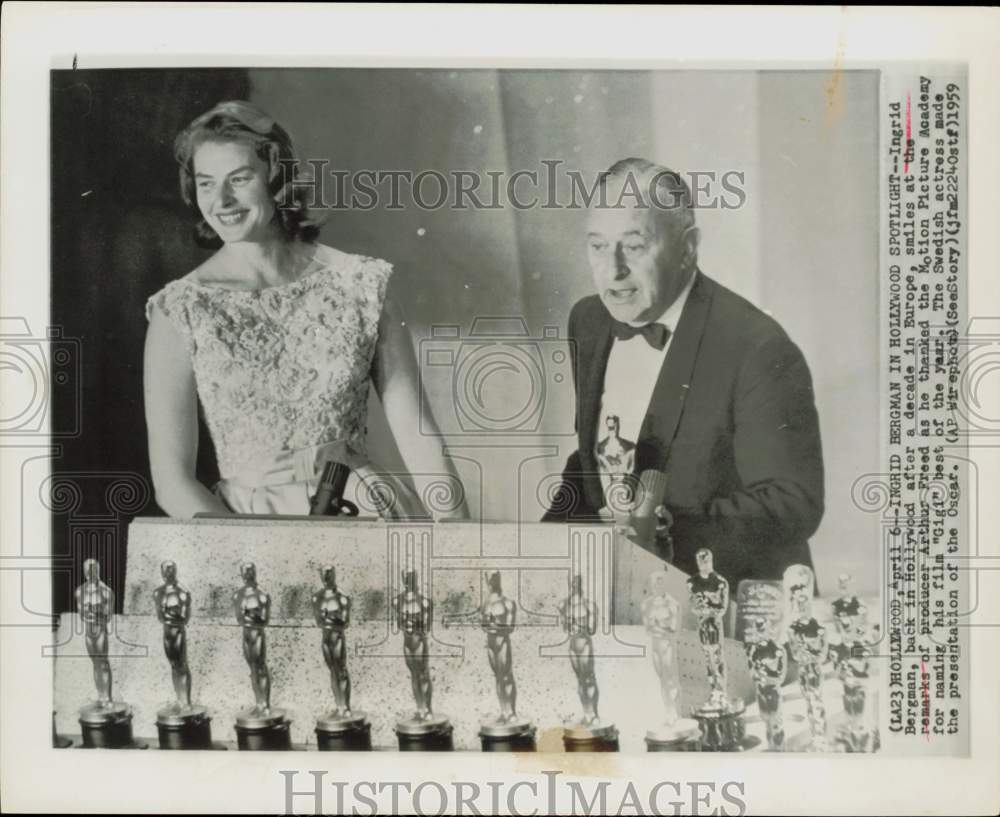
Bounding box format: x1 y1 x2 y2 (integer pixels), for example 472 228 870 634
146 244 391 479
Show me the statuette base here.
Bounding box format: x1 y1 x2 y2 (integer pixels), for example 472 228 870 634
395 713 452 736
315 720 372 751
478 717 535 739
156 704 213 749
156 703 208 727
563 721 619 751
315 710 367 732
234 708 292 751
235 707 287 730
479 719 536 751
645 736 700 752
645 717 700 747
78 702 146 749
692 699 748 752
315 711 371 751
395 715 454 751
480 730 537 752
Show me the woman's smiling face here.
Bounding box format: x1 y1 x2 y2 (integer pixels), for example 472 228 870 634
193 139 277 244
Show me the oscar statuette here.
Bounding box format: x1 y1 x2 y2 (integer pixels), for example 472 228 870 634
558 574 618 751
232 562 291 750
312 566 371 750
784 564 831 751
153 560 214 749
393 570 453 750
74 559 146 748
829 574 880 752
744 616 788 751
687 549 747 751
642 571 698 750
477 571 536 751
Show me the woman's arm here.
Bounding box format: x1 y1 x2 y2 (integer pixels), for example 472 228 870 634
372 292 470 519
143 304 231 518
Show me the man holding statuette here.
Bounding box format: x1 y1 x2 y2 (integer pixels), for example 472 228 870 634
544 158 824 594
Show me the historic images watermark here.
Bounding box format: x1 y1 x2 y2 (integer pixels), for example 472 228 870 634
278 161 749 212
279 770 749 816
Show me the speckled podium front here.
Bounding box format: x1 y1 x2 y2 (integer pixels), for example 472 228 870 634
53 518 757 750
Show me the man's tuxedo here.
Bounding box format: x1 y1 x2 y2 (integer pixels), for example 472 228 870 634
543 270 825 591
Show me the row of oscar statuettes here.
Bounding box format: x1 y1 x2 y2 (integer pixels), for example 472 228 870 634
63 548 878 752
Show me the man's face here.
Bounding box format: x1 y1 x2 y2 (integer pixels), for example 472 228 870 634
586 186 688 324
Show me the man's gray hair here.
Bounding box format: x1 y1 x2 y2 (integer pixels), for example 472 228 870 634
598 157 696 238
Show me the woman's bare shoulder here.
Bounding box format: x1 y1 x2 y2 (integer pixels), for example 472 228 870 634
182 252 236 288
314 242 391 272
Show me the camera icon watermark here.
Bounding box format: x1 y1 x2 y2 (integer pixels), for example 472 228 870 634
0 317 81 437
418 317 575 436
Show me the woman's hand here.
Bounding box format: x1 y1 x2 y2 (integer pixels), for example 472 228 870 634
372 291 470 520
144 304 231 518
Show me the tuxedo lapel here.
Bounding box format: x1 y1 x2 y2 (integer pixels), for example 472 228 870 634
638 271 714 466
577 307 614 508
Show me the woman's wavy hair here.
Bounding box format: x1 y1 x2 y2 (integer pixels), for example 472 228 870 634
174 100 320 248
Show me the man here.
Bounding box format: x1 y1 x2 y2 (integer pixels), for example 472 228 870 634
544 158 824 592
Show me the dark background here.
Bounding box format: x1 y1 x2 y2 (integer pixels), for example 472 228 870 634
51 69 250 612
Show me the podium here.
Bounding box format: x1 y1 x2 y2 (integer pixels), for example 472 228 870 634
53 518 754 750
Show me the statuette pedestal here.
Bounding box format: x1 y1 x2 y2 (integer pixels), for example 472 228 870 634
315 712 372 751
79 702 146 749
395 715 454 751
479 718 536 752
156 704 213 749
562 721 619 752
234 709 292 751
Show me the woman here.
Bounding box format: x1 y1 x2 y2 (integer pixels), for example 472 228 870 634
144 100 467 519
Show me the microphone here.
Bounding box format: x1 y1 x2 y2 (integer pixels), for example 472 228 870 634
309 461 359 517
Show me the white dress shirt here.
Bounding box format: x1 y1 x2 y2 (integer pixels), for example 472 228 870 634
595 272 697 489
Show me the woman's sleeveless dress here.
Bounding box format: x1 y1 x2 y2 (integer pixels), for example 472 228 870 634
145 243 426 518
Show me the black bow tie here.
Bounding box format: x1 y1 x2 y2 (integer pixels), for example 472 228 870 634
611 321 671 350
